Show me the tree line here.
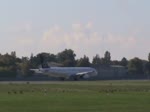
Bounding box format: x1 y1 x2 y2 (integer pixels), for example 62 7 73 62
0 49 150 78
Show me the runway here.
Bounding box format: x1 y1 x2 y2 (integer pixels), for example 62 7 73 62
0 81 65 84
0 80 93 85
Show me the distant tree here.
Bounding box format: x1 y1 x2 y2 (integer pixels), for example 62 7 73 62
111 60 120 65
30 53 34 60
144 54 150 79
104 51 111 61
18 60 32 77
76 55 91 67
120 57 128 67
36 53 49 67
57 49 76 67
29 53 57 68
144 62 150 74
29 53 36 68
11 51 16 58
62 59 74 67
21 57 29 62
92 54 101 68
128 58 143 74
103 51 111 66
0 52 19 77
148 53 150 62
0 53 16 67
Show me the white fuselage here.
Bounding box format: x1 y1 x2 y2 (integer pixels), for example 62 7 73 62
31 67 97 80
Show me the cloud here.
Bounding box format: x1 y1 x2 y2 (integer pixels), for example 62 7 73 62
16 37 34 45
4 22 150 60
116 0 130 11
105 34 137 48
0 22 35 56
4 23 32 34
40 22 140 60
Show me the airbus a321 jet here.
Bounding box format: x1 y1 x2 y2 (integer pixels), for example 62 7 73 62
30 64 98 80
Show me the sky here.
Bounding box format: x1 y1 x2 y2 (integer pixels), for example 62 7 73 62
0 0 150 61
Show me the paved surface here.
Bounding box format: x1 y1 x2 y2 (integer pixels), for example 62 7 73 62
0 81 65 84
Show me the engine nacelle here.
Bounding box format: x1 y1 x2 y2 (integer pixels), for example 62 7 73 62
83 74 90 79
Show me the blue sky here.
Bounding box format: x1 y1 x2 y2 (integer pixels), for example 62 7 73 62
0 0 150 60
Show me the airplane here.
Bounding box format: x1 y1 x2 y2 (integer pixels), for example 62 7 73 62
30 54 97 80
30 64 98 81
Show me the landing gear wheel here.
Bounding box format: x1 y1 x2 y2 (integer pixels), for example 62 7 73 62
60 77 65 81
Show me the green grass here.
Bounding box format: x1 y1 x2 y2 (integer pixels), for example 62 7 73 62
0 80 150 112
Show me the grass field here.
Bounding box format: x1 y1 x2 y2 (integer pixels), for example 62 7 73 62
0 80 150 112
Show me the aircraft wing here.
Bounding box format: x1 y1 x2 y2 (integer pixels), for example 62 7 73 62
76 71 92 75
76 71 97 79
